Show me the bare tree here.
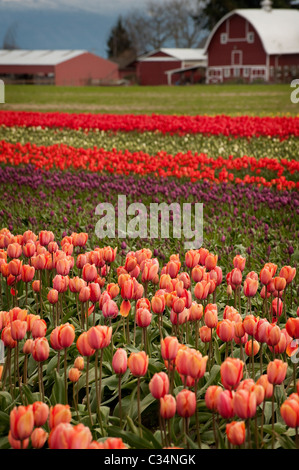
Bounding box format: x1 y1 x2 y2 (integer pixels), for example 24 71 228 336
164 0 207 48
124 0 207 55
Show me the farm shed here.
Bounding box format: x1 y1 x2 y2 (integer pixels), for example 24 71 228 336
0 49 119 86
204 0 299 84
136 48 207 86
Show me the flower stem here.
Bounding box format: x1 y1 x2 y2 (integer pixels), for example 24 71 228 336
86 357 93 427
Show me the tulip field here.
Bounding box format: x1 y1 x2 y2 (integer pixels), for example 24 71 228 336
0 102 298 451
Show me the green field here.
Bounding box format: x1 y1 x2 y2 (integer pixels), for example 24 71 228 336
2 83 298 116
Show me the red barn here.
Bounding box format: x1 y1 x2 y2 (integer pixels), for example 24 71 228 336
204 0 299 84
136 48 207 86
0 50 119 86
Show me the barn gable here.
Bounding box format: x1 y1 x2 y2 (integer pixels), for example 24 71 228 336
204 2 299 84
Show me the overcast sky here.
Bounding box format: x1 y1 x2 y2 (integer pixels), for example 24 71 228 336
0 0 165 15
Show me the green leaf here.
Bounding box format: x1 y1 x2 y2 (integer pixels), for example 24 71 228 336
22 385 40 405
107 425 154 449
0 391 12 408
50 371 65 405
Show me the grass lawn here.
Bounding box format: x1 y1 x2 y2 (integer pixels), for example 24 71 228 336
1 83 298 116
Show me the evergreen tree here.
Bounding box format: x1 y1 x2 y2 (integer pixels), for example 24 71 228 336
106 17 134 59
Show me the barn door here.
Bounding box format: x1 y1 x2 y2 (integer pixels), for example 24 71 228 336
231 50 242 65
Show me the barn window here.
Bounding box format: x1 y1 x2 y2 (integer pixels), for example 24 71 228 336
243 68 250 77
247 32 254 43
234 68 240 78
220 33 228 44
224 68 230 78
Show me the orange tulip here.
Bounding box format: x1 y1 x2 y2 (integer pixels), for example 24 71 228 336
32 337 49 362
112 348 127 375
10 405 34 441
205 385 223 411
127 351 148 377
267 359 287 385
8 258 22 277
7 243 22 259
160 394 176 419
31 318 47 338
189 302 203 322
136 307 152 328
279 266 296 285
233 255 246 272
176 389 196 417
151 294 166 315
87 325 112 350
49 404 72 429
243 314 258 337
216 319 234 342
205 253 218 271
191 265 206 283
32 280 41 293
149 372 169 399
286 317 299 339
274 276 286 292
8 430 29 449
161 336 179 361
58 322 75 349
185 250 200 269
199 325 212 343
88 437 127 449
217 389 235 419
245 339 260 357
72 232 88 248
243 278 259 297
56 258 71 276
53 274 69 293
265 323 281 347
260 267 272 285
233 389 257 419
102 246 117 264
76 332 95 357
39 230 54 246
220 357 244 390
32 401 49 427
68 368 81 383
204 304 218 329
226 421 246 446
280 394 299 428
31 427 48 449
21 264 35 283
74 356 85 370
186 349 208 380
47 289 59 304
231 268 242 286
1 326 17 349
10 320 27 341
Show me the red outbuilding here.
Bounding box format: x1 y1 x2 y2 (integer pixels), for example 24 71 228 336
0 50 120 86
136 48 207 86
204 0 299 84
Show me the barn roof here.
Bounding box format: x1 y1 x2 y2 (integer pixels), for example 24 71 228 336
204 9 299 55
0 50 88 66
138 48 206 62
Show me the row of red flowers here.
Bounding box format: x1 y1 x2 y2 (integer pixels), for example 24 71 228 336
0 140 298 190
0 111 299 139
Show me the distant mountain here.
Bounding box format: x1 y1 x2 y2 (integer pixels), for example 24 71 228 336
0 5 118 58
